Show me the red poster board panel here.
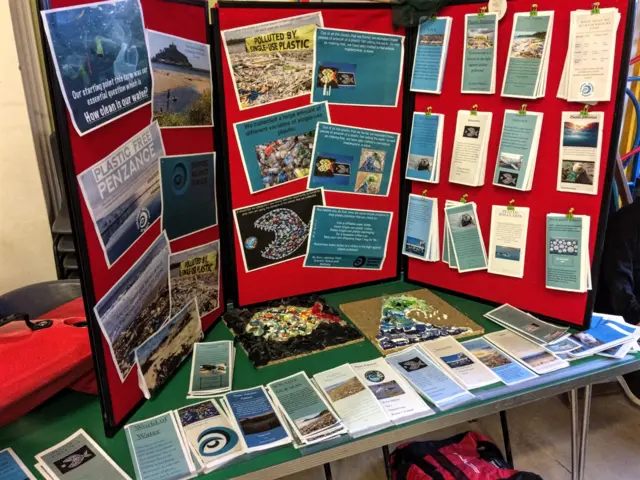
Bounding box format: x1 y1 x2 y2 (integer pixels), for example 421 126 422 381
44 0 221 434
407 0 633 326
216 4 405 307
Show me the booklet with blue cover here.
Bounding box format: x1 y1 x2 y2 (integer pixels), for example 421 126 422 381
444 202 488 273
403 194 439 262
462 13 498 94
410 17 452 94
462 337 538 386
546 214 591 293
0 448 36 480
569 315 638 358
406 112 444 183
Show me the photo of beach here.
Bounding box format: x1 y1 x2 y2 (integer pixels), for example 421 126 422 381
369 380 405 400
467 28 495 49
147 30 212 127
294 410 338 437
510 31 546 59
495 246 521 262
522 351 557 369
468 344 511 369
419 34 445 46
324 376 365 402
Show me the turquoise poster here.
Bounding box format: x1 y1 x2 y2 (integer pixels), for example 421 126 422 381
312 28 404 106
308 123 399 196
462 14 497 93
304 206 392 270
411 18 449 93
493 112 539 190
406 113 440 182
161 153 217 240
445 203 487 272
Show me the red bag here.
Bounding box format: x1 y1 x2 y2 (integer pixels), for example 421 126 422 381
391 431 543 480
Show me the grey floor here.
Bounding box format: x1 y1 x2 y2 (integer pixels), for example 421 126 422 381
282 386 640 479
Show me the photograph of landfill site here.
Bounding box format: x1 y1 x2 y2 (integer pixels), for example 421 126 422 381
221 13 323 109
295 410 338 437
467 28 495 49
324 376 366 402
419 34 445 46
254 131 314 189
169 240 220 317
510 31 546 59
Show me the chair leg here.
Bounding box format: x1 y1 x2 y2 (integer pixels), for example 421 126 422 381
382 445 392 480
617 376 640 407
324 463 333 480
499 410 514 468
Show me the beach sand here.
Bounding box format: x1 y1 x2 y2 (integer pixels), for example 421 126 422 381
153 67 210 94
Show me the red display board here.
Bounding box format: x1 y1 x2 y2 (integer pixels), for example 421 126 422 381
406 0 634 326
213 3 406 307
41 0 222 435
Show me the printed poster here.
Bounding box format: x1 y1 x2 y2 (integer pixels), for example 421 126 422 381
221 13 324 110
94 232 171 381
160 153 217 240
78 122 164 268
462 13 498 93
233 188 325 272
410 17 451 93
307 123 399 196
312 28 404 107
234 103 330 193
41 0 152 136
147 30 213 128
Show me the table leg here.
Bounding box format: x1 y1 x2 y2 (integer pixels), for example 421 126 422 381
570 389 579 480
323 463 333 480
382 445 392 480
578 384 593 480
499 410 513 467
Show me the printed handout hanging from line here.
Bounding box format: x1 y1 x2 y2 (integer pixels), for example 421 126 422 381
221 12 324 110
147 30 213 128
41 0 152 136
77 121 165 268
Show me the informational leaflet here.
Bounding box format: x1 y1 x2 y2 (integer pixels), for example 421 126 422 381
220 12 324 110
77 122 165 268
592 314 640 359
502 12 553 99
444 202 488 272
487 205 530 278
267 372 344 444
94 232 170 381
307 123 399 196
485 330 569 375
492 110 543 191
461 337 538 386
544 337 582 355
546 214 591 292
557 112 604 195
410 17 452 94
406 113 444 183
304 206 392 270
566 9 619 103
135 299 203 399
169 240 220 317
313 364 392 438
351 358 435 425
173 400 244 473
160 153 217 241
234 103 330 194
403 194 439 262
449 110 492 186
147 30 213 128
233 188 325 272
442 200 462 267
0 448 36 480
36 429 131 480
419 337 500 390
312 28 404 107
485 304 569 345
223 386 291 452
125 413 195 480
568 315 637 358
41 0 152 136
386 346 475 411
188 341 234 398
462 13 498 94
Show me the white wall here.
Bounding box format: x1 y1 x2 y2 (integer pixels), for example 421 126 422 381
0 2 57 294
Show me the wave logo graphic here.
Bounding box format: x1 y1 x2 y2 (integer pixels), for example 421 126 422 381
580 82 594 97
136 208 151 232
197 427 239 457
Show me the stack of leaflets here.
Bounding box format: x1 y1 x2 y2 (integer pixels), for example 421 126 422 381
487 205 530 279
442 199 462 268
406 112 444 184
0 448 36 480
546 214 591 293
35 429 131 480
266 372 347 447
386 346 475 411
444 201 488 273
557 8 620 102
222 386 292 454
492 110 543 191
351 358 435 424
313 364 393 438
462 13 498 94
449 110 493 186
485 330 570 375
410 17 452 94
419 336 501 390
502 12 554 99
566 314 640 359
188 341 235 398
173 399 245 474
402 194 439 262
125 412 197 480
484 304 569 346
461 337 538 386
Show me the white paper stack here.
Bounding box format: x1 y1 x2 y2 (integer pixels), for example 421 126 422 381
188 341 235 399
351 358 435 425
402 194 439 262
449 110 492 186
313 364 393 438
557 8 620 102
484 304 569 346
546 213 592 293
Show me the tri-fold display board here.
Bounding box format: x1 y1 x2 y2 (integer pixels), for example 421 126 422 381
39 0 634 436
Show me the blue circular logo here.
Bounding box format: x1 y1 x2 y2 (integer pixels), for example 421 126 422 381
244 236 258 250
136 208 150 232
353 256 366 268
580 82 594 97
365 370 385 383
171 162 189 195
197 427 238 457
